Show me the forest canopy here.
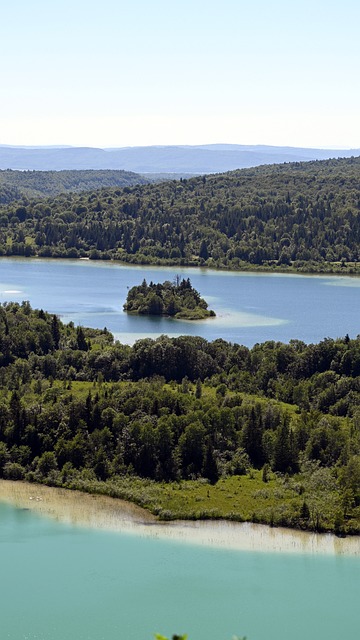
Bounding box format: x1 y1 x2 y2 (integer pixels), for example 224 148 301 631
0 169 152 203
0 156 359 272
0 301 359 534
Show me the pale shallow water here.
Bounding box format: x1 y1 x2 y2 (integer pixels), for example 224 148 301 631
1 482 360 640
1 257 360 345
1 482 359 556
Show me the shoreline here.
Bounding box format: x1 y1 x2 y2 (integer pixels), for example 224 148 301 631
1 480 359 556
0 255 360 278
1 255 360 279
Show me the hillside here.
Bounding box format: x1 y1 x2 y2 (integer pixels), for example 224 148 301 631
0 143 359 173
0 301 359 534
0 169 154 204
0 156 359 271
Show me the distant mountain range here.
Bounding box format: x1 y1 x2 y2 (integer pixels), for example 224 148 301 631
0 143 359 174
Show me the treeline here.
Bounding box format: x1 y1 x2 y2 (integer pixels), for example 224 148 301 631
0 169 152 204
0 157 359 270
0 302 359 532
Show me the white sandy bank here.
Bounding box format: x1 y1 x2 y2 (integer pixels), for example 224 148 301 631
1 480 359 556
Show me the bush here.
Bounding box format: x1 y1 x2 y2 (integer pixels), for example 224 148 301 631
3 462 25 480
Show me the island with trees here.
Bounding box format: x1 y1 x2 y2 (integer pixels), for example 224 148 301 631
123 277 216 320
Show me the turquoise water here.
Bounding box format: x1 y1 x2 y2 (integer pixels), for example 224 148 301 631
1 258 360 639
1 257 360 345
1 501 360 640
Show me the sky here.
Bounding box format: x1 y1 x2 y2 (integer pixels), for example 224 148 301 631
1 0 360 149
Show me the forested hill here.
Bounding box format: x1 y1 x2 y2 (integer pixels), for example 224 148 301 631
0 169 154 204
0 156 359 271
0 301 360 534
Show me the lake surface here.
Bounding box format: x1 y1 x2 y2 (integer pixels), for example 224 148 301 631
1 260 360 639
1 257 360 345
1 499 360 640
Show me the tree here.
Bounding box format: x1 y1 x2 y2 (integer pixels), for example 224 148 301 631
0 442 10 476
195 378 202 399
37 451 58 477
199 239 209 260
147 294 164 315
302 463 340 530
51 314 61 349
203 442 219 484
340 455 360 505
76 326 88 351
242 406 264 468
179 421 206 478
273 414 297 473
156 418 177 481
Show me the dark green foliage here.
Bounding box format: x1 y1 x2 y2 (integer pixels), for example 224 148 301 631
76 326 89 351
51 315 61 350
195 379 202 399
1 156 360 271
273 415 298 473
300 500 310 521
203 442 219 484
0 302 360 532
124 278 215 319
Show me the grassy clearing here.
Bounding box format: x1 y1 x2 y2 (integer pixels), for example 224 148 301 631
62 471 305 529
59 469 360 534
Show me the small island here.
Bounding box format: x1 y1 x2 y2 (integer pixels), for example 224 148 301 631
124 276 216 320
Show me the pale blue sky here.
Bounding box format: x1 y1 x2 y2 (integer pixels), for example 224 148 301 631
1 0 359 148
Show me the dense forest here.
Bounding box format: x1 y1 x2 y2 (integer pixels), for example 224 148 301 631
0 169 153 204
0 156 359 271
1 301 359 534
0 158 360 272
124 277 215 319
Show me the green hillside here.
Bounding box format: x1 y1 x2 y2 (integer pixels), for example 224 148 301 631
0 156 359 271
0 301 359 534
0 169 152 203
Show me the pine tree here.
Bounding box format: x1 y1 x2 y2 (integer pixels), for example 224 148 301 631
51 314 61 349
203 443 219 484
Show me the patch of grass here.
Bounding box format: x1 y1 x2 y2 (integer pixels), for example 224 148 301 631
62 471 304 529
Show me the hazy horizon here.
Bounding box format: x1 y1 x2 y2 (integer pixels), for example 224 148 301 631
1 142 359 151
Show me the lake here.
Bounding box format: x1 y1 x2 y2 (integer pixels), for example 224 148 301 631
0 257 359 345
1 487 360 640
1 257 360 640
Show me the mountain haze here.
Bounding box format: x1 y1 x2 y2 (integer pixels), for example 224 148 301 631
0 144 359 173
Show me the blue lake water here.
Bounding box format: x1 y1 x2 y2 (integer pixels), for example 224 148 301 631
1 500 360 640
0 257 359 345
1 258 360 640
